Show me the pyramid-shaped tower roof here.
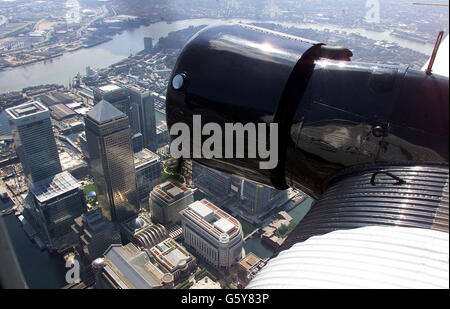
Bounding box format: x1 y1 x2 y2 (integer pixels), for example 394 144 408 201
86 99 126 124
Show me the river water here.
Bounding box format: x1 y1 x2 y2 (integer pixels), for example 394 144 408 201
0 199 67 288
0 17 431 287
0 18 434 94
242 197 313 259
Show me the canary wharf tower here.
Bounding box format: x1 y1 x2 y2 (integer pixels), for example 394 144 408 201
85 100 139 222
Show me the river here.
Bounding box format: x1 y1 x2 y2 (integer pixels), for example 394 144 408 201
0 199 68 288
0 18 434 94
0 16 432 286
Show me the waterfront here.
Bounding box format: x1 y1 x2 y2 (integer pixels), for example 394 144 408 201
0 198 67 289
0 18 434 93
0 13 433 287
0 148 314 286
241 196 313 259
0 19 225 93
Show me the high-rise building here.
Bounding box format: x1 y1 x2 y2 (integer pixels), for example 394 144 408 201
240 181 289 215
150 180 194 225
128 87 157 152
93 84 131 120
85 100 139 222
134 148 161 208
156 125 169 149
144 37 153 51
180 199 244 269
131 132 143 153
192 161 231 199
6 101 62 184
28 171 86 251
129 101 142 135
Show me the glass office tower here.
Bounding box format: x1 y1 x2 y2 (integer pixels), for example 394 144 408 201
6 101 62 184
85 100 139 222
128 87 157 152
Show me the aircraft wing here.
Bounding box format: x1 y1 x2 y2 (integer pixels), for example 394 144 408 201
248 165 449 289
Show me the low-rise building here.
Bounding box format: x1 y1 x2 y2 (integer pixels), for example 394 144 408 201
59 152 88 180
121 212 168 249
48 104 77 120
261 211 294 249
92 243 174 289
71 208 121 267
148 238 196 282
180 199 244 270
190 276 221 289
70 121 84 132
237 252 266 285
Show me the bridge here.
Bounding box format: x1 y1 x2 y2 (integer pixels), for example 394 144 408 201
244 228 260 242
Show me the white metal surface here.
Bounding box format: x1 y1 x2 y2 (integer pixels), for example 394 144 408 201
247 226 449 289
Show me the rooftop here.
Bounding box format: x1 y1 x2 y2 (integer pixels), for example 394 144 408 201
86 100 126 124
188 200 214 219
134 148 159 168
182 199 241 238
152 180 191 203
59 152 87 170
190 276 221 289
5 101 47 119
103 243 173 289
49 104 76 120
121 213 153 234
214 217 235 234
98 84 122 93
30 171 81 203
66 102 82 109
238 253 262 272
149 238 193 272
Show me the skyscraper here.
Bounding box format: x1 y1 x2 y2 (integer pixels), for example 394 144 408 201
93 84 131 120
6 101 62 184
128 87 157 152
144 37 153 51
85 100 139 222
134 148 161 208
